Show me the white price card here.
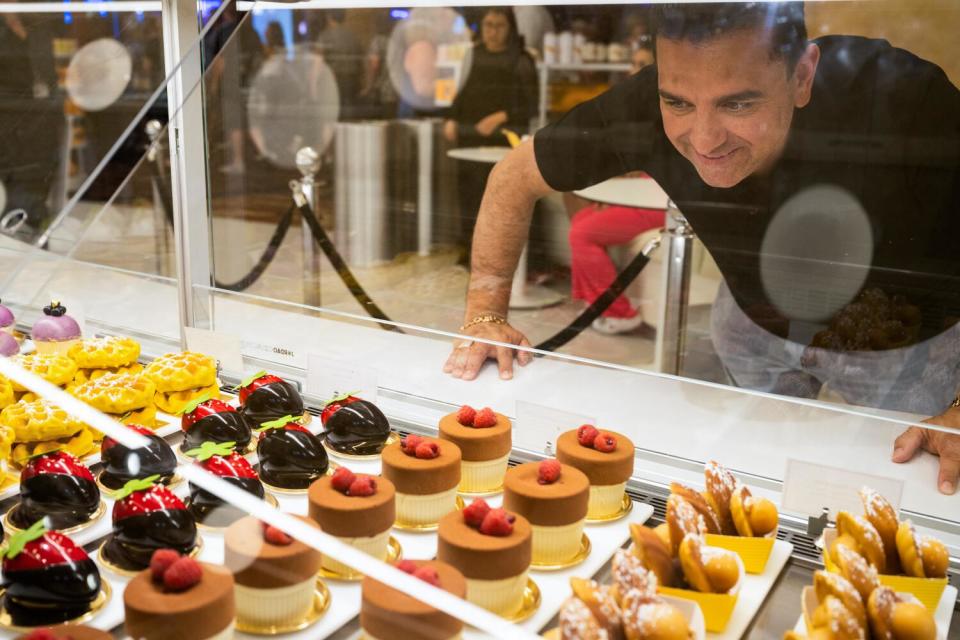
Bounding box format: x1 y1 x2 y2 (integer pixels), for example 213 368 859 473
782 458 904 519
305 354 378 404
514 401 595 455
184 327 244 375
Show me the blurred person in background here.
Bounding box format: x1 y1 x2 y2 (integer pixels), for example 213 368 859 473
0 1 61 235
443 7 538 262
316 9 363 120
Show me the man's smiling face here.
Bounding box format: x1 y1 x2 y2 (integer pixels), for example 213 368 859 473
657 29 819 188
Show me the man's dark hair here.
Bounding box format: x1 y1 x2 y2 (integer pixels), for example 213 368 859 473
651 2 807 74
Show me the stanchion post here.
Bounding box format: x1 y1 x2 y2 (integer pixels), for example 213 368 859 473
296 147 322 308
655 200 694 375
145 119 170 277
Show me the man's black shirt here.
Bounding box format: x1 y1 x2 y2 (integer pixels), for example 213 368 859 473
534 36 960 339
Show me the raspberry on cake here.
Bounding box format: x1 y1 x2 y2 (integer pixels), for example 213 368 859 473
556 427 635 520
361 560 467 640
124 549 235 640
15 625 112 640
438 405 512 493
437 506 531 617
503 461 589 566
308 472 396 576
224 516 322 630
381 438 462 528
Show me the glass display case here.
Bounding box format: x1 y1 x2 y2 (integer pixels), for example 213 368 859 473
0 1 957 639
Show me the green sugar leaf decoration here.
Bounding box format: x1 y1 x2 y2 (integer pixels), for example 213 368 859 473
6 520 48 559
240 370 268 388
114 475 161 501
184 440 236 461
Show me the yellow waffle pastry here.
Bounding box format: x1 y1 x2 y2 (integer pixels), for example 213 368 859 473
0 423 13 465
9 354 78 391
0 399 86 443
10 427 96 466
69 372 155 414
144 351 217 393
68 336 140 369
154 381 220 415
0 377 14 410
72 362 144 385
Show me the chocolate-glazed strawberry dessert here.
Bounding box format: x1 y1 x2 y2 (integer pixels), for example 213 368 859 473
12 451 100 530
238 371 304 426
102 476 198 571
321 392 390 455
185 441 266 527
256 415 329 489
1 522 103 626
179 394 252 455
100 424 177 491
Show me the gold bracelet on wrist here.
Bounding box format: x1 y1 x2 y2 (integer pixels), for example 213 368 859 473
459 313 507 332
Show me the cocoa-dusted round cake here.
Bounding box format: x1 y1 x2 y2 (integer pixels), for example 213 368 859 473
361 560 466 640
308 470 396 575
556 426 634 519
15 625 112 639
438 406 511 493
503 460 589 565
381 436 461 527
124 561 235 640
224 516 321 629
437 501 531 617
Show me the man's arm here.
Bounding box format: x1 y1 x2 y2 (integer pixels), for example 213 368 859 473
444 139 554 380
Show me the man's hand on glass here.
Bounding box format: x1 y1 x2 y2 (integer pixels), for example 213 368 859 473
892 405 960 495
443 321 533 381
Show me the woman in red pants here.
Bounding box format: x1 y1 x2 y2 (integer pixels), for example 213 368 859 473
568 203 665 334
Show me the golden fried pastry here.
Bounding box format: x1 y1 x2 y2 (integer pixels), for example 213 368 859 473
559 596 609 640
859 487 899 570
918 535 948 579
569 578 622 638
10 427 96 466
9 353 78 391
704 461 738 535
868 586 935 640
895 521 924 578
834 544 879 602
0 398 86 443
670 482 721 534
144 351 217 393
0 376 15 410
68 336 139 369
679 535 740 594
69 372 155 414
629 524 678 588
837 511 886 573
621 589 691 640
730 484 779 537
72 362 144 385
814 571 866 629
610 549 657 604
810 596 866 640
154 381 220 414
654 523 672 550
666 494 707 555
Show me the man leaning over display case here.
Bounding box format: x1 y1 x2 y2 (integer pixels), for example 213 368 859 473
442 2 960 495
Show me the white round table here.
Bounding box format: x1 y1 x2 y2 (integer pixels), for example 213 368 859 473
573 176 670 209
447 146 565 310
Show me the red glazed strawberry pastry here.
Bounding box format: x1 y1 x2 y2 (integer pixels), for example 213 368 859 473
184 441 266 528
103 475 198 571
3 522 103 626
179 394 252 455
14 450 100 531
238 370 305 428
